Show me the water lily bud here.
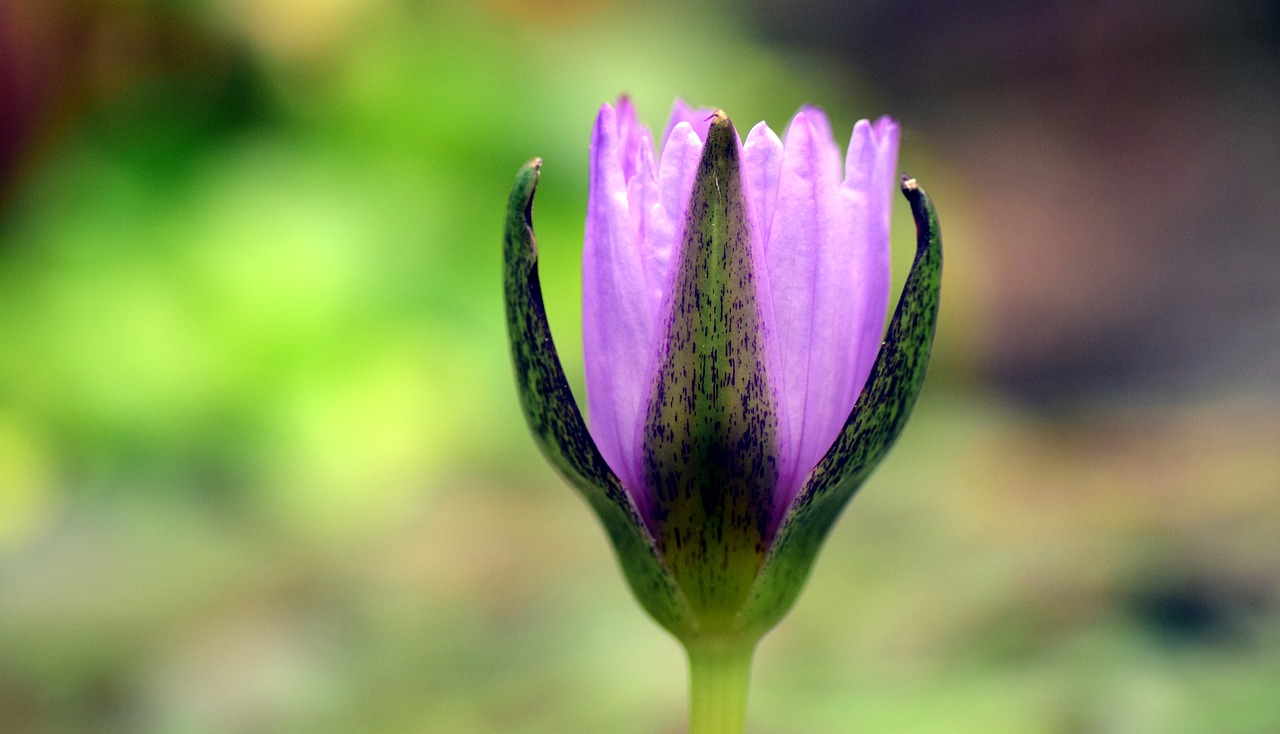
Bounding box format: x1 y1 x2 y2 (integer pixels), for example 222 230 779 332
503 97 941 647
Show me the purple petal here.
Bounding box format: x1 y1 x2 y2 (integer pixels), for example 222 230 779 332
621 120 707 492
661 98 715 149
583 101 657 496
763 109 857 514
626 126 664 310
785 106 842 177
742 121 784 246
839 117 899 418
646 121 704 313
797 106 840 167
614 96 646 180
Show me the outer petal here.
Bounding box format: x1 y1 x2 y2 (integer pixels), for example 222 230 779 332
583 101 656 497
614 96 647 180
661 98 714 149
794 105 842 175
625 121 712 492
503 159 692 632
640 112 789 635
743 175 943 635
644 121 704 316
626 125 665 310
835 117 900 439
763 109 850 513
742 121 784 244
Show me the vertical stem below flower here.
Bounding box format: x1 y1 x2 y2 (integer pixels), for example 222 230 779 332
687 639 755 734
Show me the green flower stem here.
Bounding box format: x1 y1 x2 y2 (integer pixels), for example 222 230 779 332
686 639 756 734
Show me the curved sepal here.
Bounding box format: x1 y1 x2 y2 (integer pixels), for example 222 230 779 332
503 159 691 630
741 175 942 632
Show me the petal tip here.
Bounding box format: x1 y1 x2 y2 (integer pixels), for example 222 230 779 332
798 104 829 124
784 108 817 140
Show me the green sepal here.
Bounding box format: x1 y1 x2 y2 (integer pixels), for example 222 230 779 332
641 113 783 639
741 175 943 633
503 159 691 631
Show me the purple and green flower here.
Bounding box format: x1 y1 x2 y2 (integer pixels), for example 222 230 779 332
503 97 941 733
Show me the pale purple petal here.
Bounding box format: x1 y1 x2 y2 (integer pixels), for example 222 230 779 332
661 98 714 148
783 106 842 177
839 117 899 413
797 105 840 169
742 121 784 246
583 101 656 493
626 126 664 310
613 120 708 491
764 109 854 513
614 96 646 180
647 121 704 313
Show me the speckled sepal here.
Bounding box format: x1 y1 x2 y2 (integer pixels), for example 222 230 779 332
503 159 692 631
742 175 943 633
640 114 785 635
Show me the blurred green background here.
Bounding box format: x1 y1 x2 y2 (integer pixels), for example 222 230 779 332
2 0 1279 732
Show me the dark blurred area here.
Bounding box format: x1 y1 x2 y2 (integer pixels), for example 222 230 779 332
752 0 1280 403
1 1 258 204
1 0 1278 732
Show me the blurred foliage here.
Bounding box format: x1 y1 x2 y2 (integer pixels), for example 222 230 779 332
1 0 1278 732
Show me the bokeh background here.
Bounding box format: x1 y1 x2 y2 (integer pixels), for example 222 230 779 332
2 0 1278 732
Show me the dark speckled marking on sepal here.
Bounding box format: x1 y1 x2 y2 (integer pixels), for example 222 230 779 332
640 114 782 638
741 175 942 634
503 159 692 632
